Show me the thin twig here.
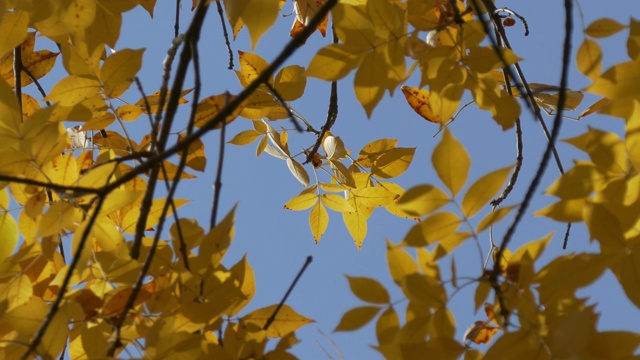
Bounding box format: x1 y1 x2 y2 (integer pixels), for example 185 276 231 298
265 82 304 132
101 0 338 197
305 27 339 165
215 0 234 69
14 45 22 119
210 93 228 229
492 0 573 327
175 0 181 38
264 256 313 331
22 197 106 360
0 175 100 195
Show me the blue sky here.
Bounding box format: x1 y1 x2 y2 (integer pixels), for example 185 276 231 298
39 0 640 358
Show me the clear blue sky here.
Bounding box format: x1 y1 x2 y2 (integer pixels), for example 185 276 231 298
42 1 640 358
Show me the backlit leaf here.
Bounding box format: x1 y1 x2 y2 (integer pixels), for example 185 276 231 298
135 89 192 114
476 206 515 233
194 93 242 129
463 321 499 345
309 201 328 243
432 128 470 196
376 307 399 345
45 75 101 106
334 306 380 332
372 147 415 179
0 10 28 58
0 212 18 261
585 18 626 38
229 129 262 145
307 43 363 81
402 211 460 247
178 134 207 172
343 206 367 249
587 60 640 101
401 85 441 123
577 39 602 81
320 193 354 213
386 239 418 285
242 304 315 338
100 48 145 98
535 198 586 222
461 165 512 218
396 184 450 217
346 276 390 304
357 138 398 168
274 65 306 101
284 192 318 211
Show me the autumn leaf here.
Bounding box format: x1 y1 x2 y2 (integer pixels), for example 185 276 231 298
463 321 499 344
242 304 315 338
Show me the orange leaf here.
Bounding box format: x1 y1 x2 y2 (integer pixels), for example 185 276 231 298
463 320 500 344
401 85 441 123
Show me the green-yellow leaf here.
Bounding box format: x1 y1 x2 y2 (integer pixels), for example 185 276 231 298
334 306 380 332
309 201 328 243
432 128 470 196
461 165 512 218
585 18 627 38
346 276 390 304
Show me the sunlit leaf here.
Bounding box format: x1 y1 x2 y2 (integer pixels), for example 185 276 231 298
432 128 470 196
274 65 306 101
309 201 328 242
320 193 354 213
44 75 101 106
346 276 390 304
585 18 627 38
386 239 418 286
577 39 602 81
476 206 515 233
286 157 310 187
357 138 398 168
334 306 380 332
372 147 415 179
242 304 315 338
461 165 512 218
178 134 207 172
463 321 499 345
396 184 450 217
402 211 461 247
0 10 29 58
401 85 441 123
100 48 145 98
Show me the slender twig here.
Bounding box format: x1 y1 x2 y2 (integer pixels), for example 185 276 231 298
210 94 228 229
21 197 106 360
175 0 181 38
130 3 209 259
265 82 304 132
21 65 52 107
492 0 573 326
264 256 313 331
0 175 100 195
305 27 339 165
215 0 234 69
14 45 22 119
101 0 338 197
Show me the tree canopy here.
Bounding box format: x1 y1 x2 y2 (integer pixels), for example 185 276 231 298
0 0 638 359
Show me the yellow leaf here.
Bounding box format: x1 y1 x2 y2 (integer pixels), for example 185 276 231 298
240 90 287 120
121 198 189 234
432 128 470 196
401 85 441 123
534 199 586 222
170 218 204 255
461 165 512 218
274 65 306 101
402 211 460 247
510 233 552 265
116 104 144 121
353 186 396 208
242 304 315 338
307 43 363 81
346 276 390 304
585 18 627 38
465 46 521 73
227 255 256 316
372 147 415 179
376 307 399 345
157 160 197 180
236 51 272 89
563 128 628 175
357 138 398 168
0 10 29 58
467 72 521 130
402 273 447 307
194 93 242 128
291 0 328 39
178 134 207 172
284 192 318 211
343 206 367 249
576 39 602 81
320 193 354 213
545 162 596 199
286 157 310 187
583 202 626 249
463 321 499 345
100 48 145 98
309 201 328 243
36 201 77 238
334 306 380 332
386 239 418 285
629 18 640 59
228 129 262 145
0 212 18 261
535 254 607 304
578 97 610 119
195 206 236 271
135 89 192 114
396 184 449 217
45 75 101 106
587 60 640 101
354 50 392 117
0 274 33 311
476 205 515 233
227 0 279 49
474 281 492 312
